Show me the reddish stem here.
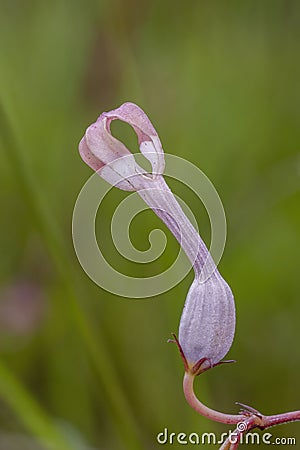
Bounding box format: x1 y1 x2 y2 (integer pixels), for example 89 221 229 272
183 371 300 429
219 416 257 450
260 410 300 429
172 334 299 449
183 372 242 424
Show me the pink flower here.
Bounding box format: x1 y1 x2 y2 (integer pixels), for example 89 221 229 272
79 102 235 369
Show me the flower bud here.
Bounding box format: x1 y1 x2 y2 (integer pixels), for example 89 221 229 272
178 274 235 367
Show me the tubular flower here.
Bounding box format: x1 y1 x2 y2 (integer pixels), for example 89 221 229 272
79 102 235 373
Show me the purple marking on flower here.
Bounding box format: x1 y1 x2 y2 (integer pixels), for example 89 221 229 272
79 102 236 367
79 136 105 172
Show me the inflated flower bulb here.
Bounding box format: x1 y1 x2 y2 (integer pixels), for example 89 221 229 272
179 274 235 370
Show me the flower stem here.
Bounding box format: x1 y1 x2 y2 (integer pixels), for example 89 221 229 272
182 370 300 450
260 410 300 428
183 372 242 424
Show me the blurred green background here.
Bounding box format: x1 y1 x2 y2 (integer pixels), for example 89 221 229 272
0 1 299 449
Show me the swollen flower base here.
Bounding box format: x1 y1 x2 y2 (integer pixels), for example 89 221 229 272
79 102 299 449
